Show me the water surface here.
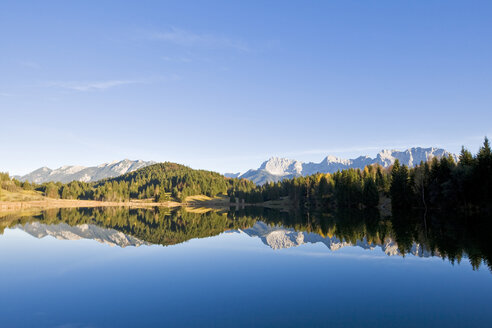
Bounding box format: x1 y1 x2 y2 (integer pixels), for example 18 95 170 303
0 207 491 327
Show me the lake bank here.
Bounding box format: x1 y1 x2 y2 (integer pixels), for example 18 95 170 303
0 194 256 213
0 199 182 212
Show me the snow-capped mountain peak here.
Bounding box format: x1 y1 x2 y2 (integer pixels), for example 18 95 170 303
259 157 303 176
17 159 155 184
237 147 458 185
323 155 347 163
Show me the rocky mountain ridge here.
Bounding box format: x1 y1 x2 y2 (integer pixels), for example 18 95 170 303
230 147 458 184
16 159 155 184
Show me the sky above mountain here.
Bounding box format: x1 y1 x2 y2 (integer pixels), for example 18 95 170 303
1 1 491 175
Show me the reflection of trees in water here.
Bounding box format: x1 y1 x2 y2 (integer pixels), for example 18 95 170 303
238 206 492 272
1 207 256 246
1 206 490 272
238 207 392 246
391 209 492 271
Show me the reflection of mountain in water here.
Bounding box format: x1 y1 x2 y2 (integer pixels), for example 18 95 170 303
2 207 257 248
16 220 432 257
240 222 433 257
18 222 149 247
1 207 490 271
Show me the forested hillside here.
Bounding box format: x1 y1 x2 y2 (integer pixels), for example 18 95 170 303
1 163 256 203
104 162 257 202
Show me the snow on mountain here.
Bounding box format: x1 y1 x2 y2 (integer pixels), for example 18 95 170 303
17 159 155 184
238 147 458 185
17 222 149 247
224 172 241 178
259 157 303 176
240 221 433 257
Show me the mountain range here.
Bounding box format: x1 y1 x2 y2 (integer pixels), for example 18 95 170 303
16 159 154 184
15 147 457 185
227 147 458 185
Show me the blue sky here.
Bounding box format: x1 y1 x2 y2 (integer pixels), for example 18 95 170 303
1 0 491 175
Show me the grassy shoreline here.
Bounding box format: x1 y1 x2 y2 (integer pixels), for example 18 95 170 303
0 199 181 211
0 193 239 213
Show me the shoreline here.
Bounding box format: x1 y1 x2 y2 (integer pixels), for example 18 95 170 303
0 199 190 212
0 196 292 214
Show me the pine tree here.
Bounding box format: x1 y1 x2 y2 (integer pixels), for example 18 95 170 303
459 146 474 166
390 159 411 209
477 137 492 203
362 177 379 208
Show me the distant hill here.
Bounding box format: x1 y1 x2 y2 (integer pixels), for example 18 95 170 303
16 159 154 184
234 147 458 185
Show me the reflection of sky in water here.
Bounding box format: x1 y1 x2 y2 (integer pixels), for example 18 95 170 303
1 228 492 328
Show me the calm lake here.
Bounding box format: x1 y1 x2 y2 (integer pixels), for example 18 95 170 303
1 207 491 328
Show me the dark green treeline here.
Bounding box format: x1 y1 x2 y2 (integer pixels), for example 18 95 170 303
234 138 492 213
390 137 492 211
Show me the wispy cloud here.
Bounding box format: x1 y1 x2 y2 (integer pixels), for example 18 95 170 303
151 27 250 52
46 79 143 91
